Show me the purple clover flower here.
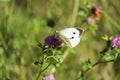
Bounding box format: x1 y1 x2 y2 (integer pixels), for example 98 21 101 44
43 74 55 80
111 36 120 48
45 35 62 47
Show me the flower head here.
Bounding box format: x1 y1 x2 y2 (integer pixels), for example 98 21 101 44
43 74 55 80
86 6 102 24
90 6 103 20
45 35 62 47
111 36 120 48
86 16 95 24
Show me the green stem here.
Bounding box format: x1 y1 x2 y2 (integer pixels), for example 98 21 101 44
61 49 69 62
41 63 51 73
36 65 42 80
83 58 114 73
36 63 51 80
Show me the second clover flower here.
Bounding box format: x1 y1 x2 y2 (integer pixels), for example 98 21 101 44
111 36 120 48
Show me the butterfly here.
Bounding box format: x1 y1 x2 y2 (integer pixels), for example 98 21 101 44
58 27 84 48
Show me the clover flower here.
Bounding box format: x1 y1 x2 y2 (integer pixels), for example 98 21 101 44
111 36 120 48
90 6 103 20
86 6 102 24
86 16 95 24
43 74 55 80
45 35 62 47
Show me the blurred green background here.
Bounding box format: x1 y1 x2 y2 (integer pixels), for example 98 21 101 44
0 0 120 80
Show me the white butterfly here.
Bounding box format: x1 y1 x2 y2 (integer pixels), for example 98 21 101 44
58 27 84 48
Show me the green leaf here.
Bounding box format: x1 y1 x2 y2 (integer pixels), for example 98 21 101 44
52 56 61 63
83 0 93 8
56 47 62 50
78 8 88 17
115 53 120 60
77 71 84 80
114 48 120 53
102 34 109 41
109 36 113 40
43 48 53 56
88 25 98 35
103 53 115 61
102 35 113 41
37 42 43 48
82 60 92 72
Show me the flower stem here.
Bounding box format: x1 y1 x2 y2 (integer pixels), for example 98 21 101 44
83 58 114 74
36 63 51 80
36 66 42 80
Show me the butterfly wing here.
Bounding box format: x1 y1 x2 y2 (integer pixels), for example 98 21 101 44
59 33 72 47
59 28 84 48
